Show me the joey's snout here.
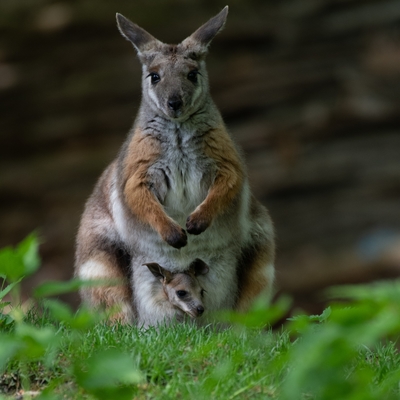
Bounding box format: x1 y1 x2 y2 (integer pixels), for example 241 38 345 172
196 305 204 316
186 302 205 318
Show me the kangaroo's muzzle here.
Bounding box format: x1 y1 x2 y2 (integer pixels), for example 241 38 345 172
168 95 183 111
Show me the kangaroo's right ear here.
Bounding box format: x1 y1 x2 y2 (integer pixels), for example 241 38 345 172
116 13 161 54
145 263 173 282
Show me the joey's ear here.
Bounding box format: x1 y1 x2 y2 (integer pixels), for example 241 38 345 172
190 259 209 276
145 263 164 279
116 13 161 53
144 263 173 281
181 6 228 53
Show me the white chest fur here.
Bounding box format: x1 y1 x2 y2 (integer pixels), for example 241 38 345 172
163 156 208 223
151 121 214 225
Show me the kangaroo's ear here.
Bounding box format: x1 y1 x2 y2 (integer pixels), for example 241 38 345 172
145 263 173 281
116 13 161 53
145 263 163 278
190 259 209 276
181 6 228 53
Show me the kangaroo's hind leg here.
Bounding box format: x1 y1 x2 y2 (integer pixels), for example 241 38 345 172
75 164 135 323
76 240 134 323
235 200 275 312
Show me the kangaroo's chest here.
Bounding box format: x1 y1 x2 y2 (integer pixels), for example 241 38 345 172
165 157 205 205
150 134 215 220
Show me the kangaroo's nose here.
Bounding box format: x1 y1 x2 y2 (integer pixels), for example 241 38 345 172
168 96 183 111
197 305 204 316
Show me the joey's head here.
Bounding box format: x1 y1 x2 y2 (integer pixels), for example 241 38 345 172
116 7 228 121
145 259 209 318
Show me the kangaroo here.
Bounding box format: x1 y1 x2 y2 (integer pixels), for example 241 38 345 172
143 258 208 326
75 6 275 325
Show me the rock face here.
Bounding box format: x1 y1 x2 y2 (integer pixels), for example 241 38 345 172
1 1 400 309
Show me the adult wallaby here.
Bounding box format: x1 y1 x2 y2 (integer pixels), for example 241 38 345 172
75 6 275 325
143 259 208 326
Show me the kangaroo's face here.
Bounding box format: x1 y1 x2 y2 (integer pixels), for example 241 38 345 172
140 46 208 120
116 7 228 121
145 259 209 318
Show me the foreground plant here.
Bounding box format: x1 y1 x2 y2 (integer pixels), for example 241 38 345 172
1 234 400 400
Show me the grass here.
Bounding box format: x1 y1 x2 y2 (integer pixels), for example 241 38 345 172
2 233 400 399
1 302 400 400
1 313 290 399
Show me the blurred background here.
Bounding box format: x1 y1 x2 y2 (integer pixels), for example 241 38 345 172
1 0 400 312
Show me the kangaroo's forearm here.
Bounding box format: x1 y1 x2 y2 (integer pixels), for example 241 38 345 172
200 165 243 215
122 131 187 248
202 127 244 211
122 130 167 226
186 128 244 234
124 174 187 248
124 177 170 231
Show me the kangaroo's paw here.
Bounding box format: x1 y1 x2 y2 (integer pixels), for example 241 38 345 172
162 223 187 249
186 211 211 235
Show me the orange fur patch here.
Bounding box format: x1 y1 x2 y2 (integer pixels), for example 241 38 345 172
123 129 187 247
187 127 244 231
235 243 274 312
79 252 134 323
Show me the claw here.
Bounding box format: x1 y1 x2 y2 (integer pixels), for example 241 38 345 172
165 227 187 248
186 215 209 235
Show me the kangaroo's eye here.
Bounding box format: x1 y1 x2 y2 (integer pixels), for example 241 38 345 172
148 72 160 84
187 70 198 83
201 289 205 297
176 290 187 298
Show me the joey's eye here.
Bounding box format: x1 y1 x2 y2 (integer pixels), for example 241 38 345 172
148 72 160 84
187 70 199 83
200 289 205 297
176 290 187 298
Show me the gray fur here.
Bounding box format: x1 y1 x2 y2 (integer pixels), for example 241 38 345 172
75 7 275 327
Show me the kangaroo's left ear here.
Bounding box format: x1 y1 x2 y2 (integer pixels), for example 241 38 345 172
181 6 228 52
190 259 209 276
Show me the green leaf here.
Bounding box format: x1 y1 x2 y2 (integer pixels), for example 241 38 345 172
35 380 65 400
0 277 23 301
43 299 74 323
17 232 41 276
217 294 290 328
288 307 332 333
0 314 14 327
0 302 11 310
34 278 123 298
0 232 41 282
43 299 105 330
308 306 332 323
74 349 143 400
327 281 400 304
35 391 62 400
0 246 26 283
0 334 23 371
15 323 58 360
70 306 105 330
34 279 85 298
